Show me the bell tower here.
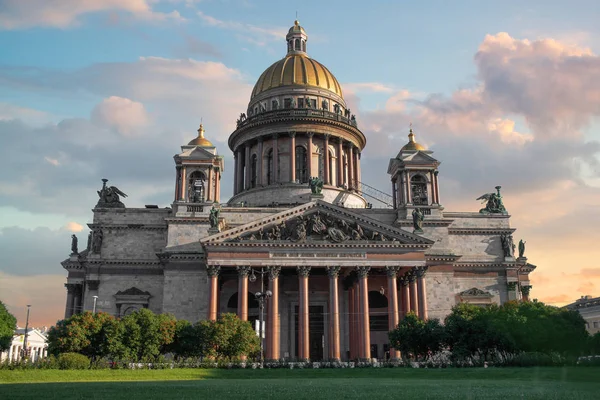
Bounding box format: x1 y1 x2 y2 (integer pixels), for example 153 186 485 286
173 123 224 206
387 126 442 219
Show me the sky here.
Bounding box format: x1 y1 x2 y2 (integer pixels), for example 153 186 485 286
0 0 599 327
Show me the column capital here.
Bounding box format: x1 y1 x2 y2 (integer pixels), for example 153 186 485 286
406 271 417 283
324 133 331 141
289 131 297 138
64 283 77 293
86 280 100 291
355 266 370 278
398 276 409 287
385 266 401 278
434 170 439 176
207 266 221 277
268 266 281 280
521 285 532 295
507 281 518 291
297 266 311 277
307 131 314 138
326 266 341 278
272 133 279 139
237 266 252 277
414 266 428 278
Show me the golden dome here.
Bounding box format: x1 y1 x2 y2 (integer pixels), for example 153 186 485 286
251 53 343 99
288 19 306 35
188 124 214 147
401 128 426 151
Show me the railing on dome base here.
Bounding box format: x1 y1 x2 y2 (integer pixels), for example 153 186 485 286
349 180 394 208
236 108 358 130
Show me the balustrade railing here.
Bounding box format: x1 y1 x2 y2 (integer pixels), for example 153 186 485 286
236 108 357 129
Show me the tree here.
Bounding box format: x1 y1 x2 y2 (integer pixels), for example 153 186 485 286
108 308 177 362
0 301 17 352
206 313 260 360
388 312 445 361
588 332 600 355
47 311 117 360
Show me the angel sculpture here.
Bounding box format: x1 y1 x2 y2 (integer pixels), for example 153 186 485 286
96 179 128 208
476 186 507 214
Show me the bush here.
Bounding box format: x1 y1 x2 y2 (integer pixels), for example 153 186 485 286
500 352 566 367
57 352 90 370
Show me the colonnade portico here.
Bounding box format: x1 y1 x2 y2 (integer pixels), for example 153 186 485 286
205 263 429 361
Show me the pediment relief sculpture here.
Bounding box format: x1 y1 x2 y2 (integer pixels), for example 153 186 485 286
229 211 398 244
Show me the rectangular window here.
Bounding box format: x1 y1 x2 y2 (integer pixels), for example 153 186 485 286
284 98 292 108
594 321 598 328
298 98 304 108
310 99 317 108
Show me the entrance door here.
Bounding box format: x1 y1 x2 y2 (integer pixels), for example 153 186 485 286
294 305 325 360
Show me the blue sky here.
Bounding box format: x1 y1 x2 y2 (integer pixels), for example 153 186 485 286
1 0 599 325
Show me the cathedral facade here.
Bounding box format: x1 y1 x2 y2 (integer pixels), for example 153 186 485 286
61 21 536 361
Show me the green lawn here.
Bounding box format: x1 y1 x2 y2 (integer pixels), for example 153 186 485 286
1 367 599 399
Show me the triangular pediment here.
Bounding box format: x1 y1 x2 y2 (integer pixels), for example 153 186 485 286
176 146 218 161
202 201 434 247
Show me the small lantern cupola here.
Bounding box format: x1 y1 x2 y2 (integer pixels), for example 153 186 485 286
387 125 443 219
286 20 308 55
173 123 224 207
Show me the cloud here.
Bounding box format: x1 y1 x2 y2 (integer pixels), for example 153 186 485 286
44 157 60 166
0 0 185 30
91 96 150 136
178 34 223 58
197 10 286 46
64 222 84 232
0 102 52 125
343 82 395 94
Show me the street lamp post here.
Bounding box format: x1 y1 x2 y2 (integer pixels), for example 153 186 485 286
249 267 272 367
92 296 98 314
22 305 31 360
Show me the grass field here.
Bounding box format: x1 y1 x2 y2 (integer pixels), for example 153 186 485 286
1 367 599 399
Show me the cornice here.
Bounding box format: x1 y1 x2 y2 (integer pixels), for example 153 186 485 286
395 219 453 228
87 223 167 231
448 228 516 235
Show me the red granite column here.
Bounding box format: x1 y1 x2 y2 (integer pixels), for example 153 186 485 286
297 266 311 360
207 166 213 202
348 145 355 189
326 266 341 361
244 144 251 190
267 266 281 360
434 170 440 204
272 134 279 184
354 281 362 358
257 138 264 187
181 166 187 200
521 285 532 302
64 283 76 318
357 266 371 360
237 266 251 321
385 266 401 359
416 267 428 320
348 285 355 359
408 271 419 316
207 266 220 321
399 276 409 319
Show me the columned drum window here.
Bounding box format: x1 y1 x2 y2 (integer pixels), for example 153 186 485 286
267 149 274 185
411 175 428 205
295 146 307 183
250 154 257 188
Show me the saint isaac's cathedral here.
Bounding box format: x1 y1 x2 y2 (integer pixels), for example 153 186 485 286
61 21 536 361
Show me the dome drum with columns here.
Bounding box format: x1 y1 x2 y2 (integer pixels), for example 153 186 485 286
229 20 366 208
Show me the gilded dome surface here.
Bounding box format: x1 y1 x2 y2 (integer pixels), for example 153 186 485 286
251 54 343 99
188 124 214 147
401 129 425 152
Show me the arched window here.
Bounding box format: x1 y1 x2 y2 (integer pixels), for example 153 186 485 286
411 175 428 205
267 149 274 185
302 41 306 52
295 146 307 183
188 171 206 203
251 154 257 188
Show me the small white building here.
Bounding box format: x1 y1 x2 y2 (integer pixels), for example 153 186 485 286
566 295 600 334
0 328 48 362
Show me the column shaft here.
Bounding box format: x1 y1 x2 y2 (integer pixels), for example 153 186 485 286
207 167 213 202
64 285 75 319
215 170 220 203
237 267 250 321
417 272 428 320
409 277 419 316
289 132 296 182
356 151 361 185
348 286 355 359
267 267 280 360
358 268 371 360
233 155 238 195
354 282 362 358
327 266 341 361
337 140 344 187
386 267 401 360
297 266 311 360
307 133 313 179
400 280 409 319
174 167 180 201
273 134 279 184
181 166 187 201
257 139 264 187
406 171 412 204
244 144 251 190
207 266 220 321
392 179 397 208
323 135 330 184
348 145 355 189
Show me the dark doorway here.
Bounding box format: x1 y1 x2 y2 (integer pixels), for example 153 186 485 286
294 305 325 360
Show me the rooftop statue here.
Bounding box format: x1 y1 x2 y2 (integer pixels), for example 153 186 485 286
96 179 127 208
309 176 323 195
518 239 526 258
209 206 221 230
476 186 507 214
412 208 424 234
70 234 78 255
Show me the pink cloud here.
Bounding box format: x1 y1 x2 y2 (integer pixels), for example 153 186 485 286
91 96 150 137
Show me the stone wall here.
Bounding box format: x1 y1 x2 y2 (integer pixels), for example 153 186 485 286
162 265 209 322
93 271 165 316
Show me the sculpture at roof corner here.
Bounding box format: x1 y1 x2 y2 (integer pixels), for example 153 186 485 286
476 185 507 214
309 176 323 195
209 205 221 230
96 179 127 208
70 234 78 255
518 239 526 258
